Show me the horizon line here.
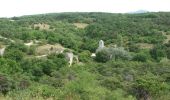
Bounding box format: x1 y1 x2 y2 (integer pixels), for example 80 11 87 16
0 10 170 18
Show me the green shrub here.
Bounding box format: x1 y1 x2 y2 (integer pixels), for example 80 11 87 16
133 53 147 62
96 48 111 63
79 50 91 62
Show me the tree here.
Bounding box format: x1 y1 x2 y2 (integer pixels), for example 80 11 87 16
109 47 132 61
6 42 28 53
166 48 170 59
95 48 111 63
41 60 56 75
0 75 13 95
150 44 166 61
133 53 147 62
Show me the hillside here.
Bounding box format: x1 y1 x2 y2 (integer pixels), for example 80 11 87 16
0 12 170 100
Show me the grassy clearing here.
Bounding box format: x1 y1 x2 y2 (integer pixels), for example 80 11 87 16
73 23 88 29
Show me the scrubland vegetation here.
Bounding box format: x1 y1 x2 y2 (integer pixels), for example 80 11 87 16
0 12 170 100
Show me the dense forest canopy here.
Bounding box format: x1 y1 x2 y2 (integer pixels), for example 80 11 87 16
0 12 170 100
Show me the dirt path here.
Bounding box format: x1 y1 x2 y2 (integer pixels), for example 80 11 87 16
0 35 15 43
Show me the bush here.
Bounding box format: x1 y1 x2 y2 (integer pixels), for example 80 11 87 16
27 45 36 55
6 42 28 53
79 50 91 62
0 75 13 95
4 50 24 61
133 73 169 100
96 47 131 63
133 53 147 62
41 60 56 75
0 58 22 74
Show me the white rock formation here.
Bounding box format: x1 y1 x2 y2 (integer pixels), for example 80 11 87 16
96 40 105 53
65 52 79 67
0 47 5 56
65 52 74 67
99 40 105 49
91 53 96 57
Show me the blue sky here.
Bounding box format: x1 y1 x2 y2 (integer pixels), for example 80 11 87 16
0 0 170 17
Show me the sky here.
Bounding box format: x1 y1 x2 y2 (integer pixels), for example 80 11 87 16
0 0 170 17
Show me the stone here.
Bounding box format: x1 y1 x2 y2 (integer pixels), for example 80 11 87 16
91 53 96 57
99 40 104 49
96 40 105 53
0 48 5 56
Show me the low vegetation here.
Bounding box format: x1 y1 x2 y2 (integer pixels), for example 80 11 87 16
0 12 170 100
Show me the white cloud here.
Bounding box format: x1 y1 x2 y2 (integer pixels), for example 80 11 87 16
0 0 170 17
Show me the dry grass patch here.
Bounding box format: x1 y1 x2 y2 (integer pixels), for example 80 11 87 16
35 44 65 55
137 43 154 49
0 44 5 49
73 23 88 29
162 32 170 44
33 23 54 31
164 35 170 44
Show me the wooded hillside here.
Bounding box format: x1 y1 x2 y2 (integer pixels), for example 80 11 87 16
0 12 170 100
